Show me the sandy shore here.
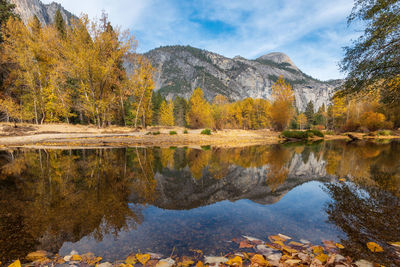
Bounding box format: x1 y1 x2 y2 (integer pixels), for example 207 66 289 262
0 123 281 148
0 123 398 148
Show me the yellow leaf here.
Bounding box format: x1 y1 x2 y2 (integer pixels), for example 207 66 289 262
226 256 242 266
126 255 137 265
312 246 324 255
250 254 268 266
136 253 151 265
195 261 204 267
26 250 47 261
367 242 384 252
8 260 21 267
178 260 194 267
70 254 82 261
336 243 345 249
315 253 329 264
268 235 286 242
339 178 346 182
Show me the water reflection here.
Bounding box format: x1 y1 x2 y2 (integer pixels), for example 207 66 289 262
0 141 399 263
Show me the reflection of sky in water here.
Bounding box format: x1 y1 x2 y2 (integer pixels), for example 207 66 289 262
60 181 344 260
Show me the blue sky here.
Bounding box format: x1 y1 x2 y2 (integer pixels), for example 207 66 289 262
42 0 359 80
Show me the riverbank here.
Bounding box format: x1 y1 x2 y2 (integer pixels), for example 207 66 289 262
0 123 398 148
9 233 399 267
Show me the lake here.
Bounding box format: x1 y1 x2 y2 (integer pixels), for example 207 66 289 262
0 140 399 265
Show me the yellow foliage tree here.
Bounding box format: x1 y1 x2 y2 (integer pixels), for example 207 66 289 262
159 100 174 126
297 113 307 130
186 87 213 128
270 76 295 131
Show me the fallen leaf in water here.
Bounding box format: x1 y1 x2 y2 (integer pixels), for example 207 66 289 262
250 254 268 266
136 253 151 264
239 240 254 248
367 242 384 252
312 246 324 255
389 242 400 248
339 178 346 182
315 253 329 264
336 243 345 249
268 235 286 243
284 259 301 266
288 241 303 247
70 254 82 261
125 255 137 265
204 256 228 265
156 258 175 267
8 260 21 267
278 234 291 240
177 256 194 267
195 261 203 267
26 250 47 261
226 256 242 266
243 236 263 245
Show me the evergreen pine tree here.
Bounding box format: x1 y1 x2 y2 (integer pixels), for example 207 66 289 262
304 101 315 128
54 9 66 38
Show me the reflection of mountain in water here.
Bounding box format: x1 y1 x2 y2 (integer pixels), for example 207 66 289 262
151 152 334 209
1 141 400 263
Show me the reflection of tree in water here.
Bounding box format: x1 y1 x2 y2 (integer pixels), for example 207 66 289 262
324 182 400 265
0 148 154 263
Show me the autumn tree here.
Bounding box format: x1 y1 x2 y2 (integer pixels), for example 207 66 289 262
297 113 307 130
270 76 295 131
186 87 213 128
340 0 400 106
159 100 174 126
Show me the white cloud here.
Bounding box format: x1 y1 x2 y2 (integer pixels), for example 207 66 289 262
41 0 358 80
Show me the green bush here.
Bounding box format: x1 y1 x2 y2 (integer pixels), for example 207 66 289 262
145 132 152 135
152 131 160 135
281 130 310 139
378 130 392 136
169 131 177 135
183 129 188 134
201 129 212 135
307 129 324 137
281 130 324 140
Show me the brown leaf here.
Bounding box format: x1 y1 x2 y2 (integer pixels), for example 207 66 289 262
239 240 254 248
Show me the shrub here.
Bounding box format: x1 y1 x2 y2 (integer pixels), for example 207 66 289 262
360 111 386 131
325 130 334 135
152 131 160 135
307 129 324 137
378 130 392 136
201 145 211 150
281 130 324 140
312 125 325 131
169 131 177 135
281 130 310 140
183 129 188 134
201 128 212 135
145 132 152 135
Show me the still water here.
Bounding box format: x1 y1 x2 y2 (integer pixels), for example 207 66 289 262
0 140 399 264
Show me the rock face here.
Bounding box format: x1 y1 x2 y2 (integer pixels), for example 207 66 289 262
10 0 76 26
145 46 342 111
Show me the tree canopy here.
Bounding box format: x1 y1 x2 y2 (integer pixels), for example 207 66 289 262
340 0 400 106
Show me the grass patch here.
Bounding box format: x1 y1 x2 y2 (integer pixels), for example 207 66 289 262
201 145 211 151
183 129 188 134
281 130 324 140
152 131 160 135
201 129 212 135
169 131 177 135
